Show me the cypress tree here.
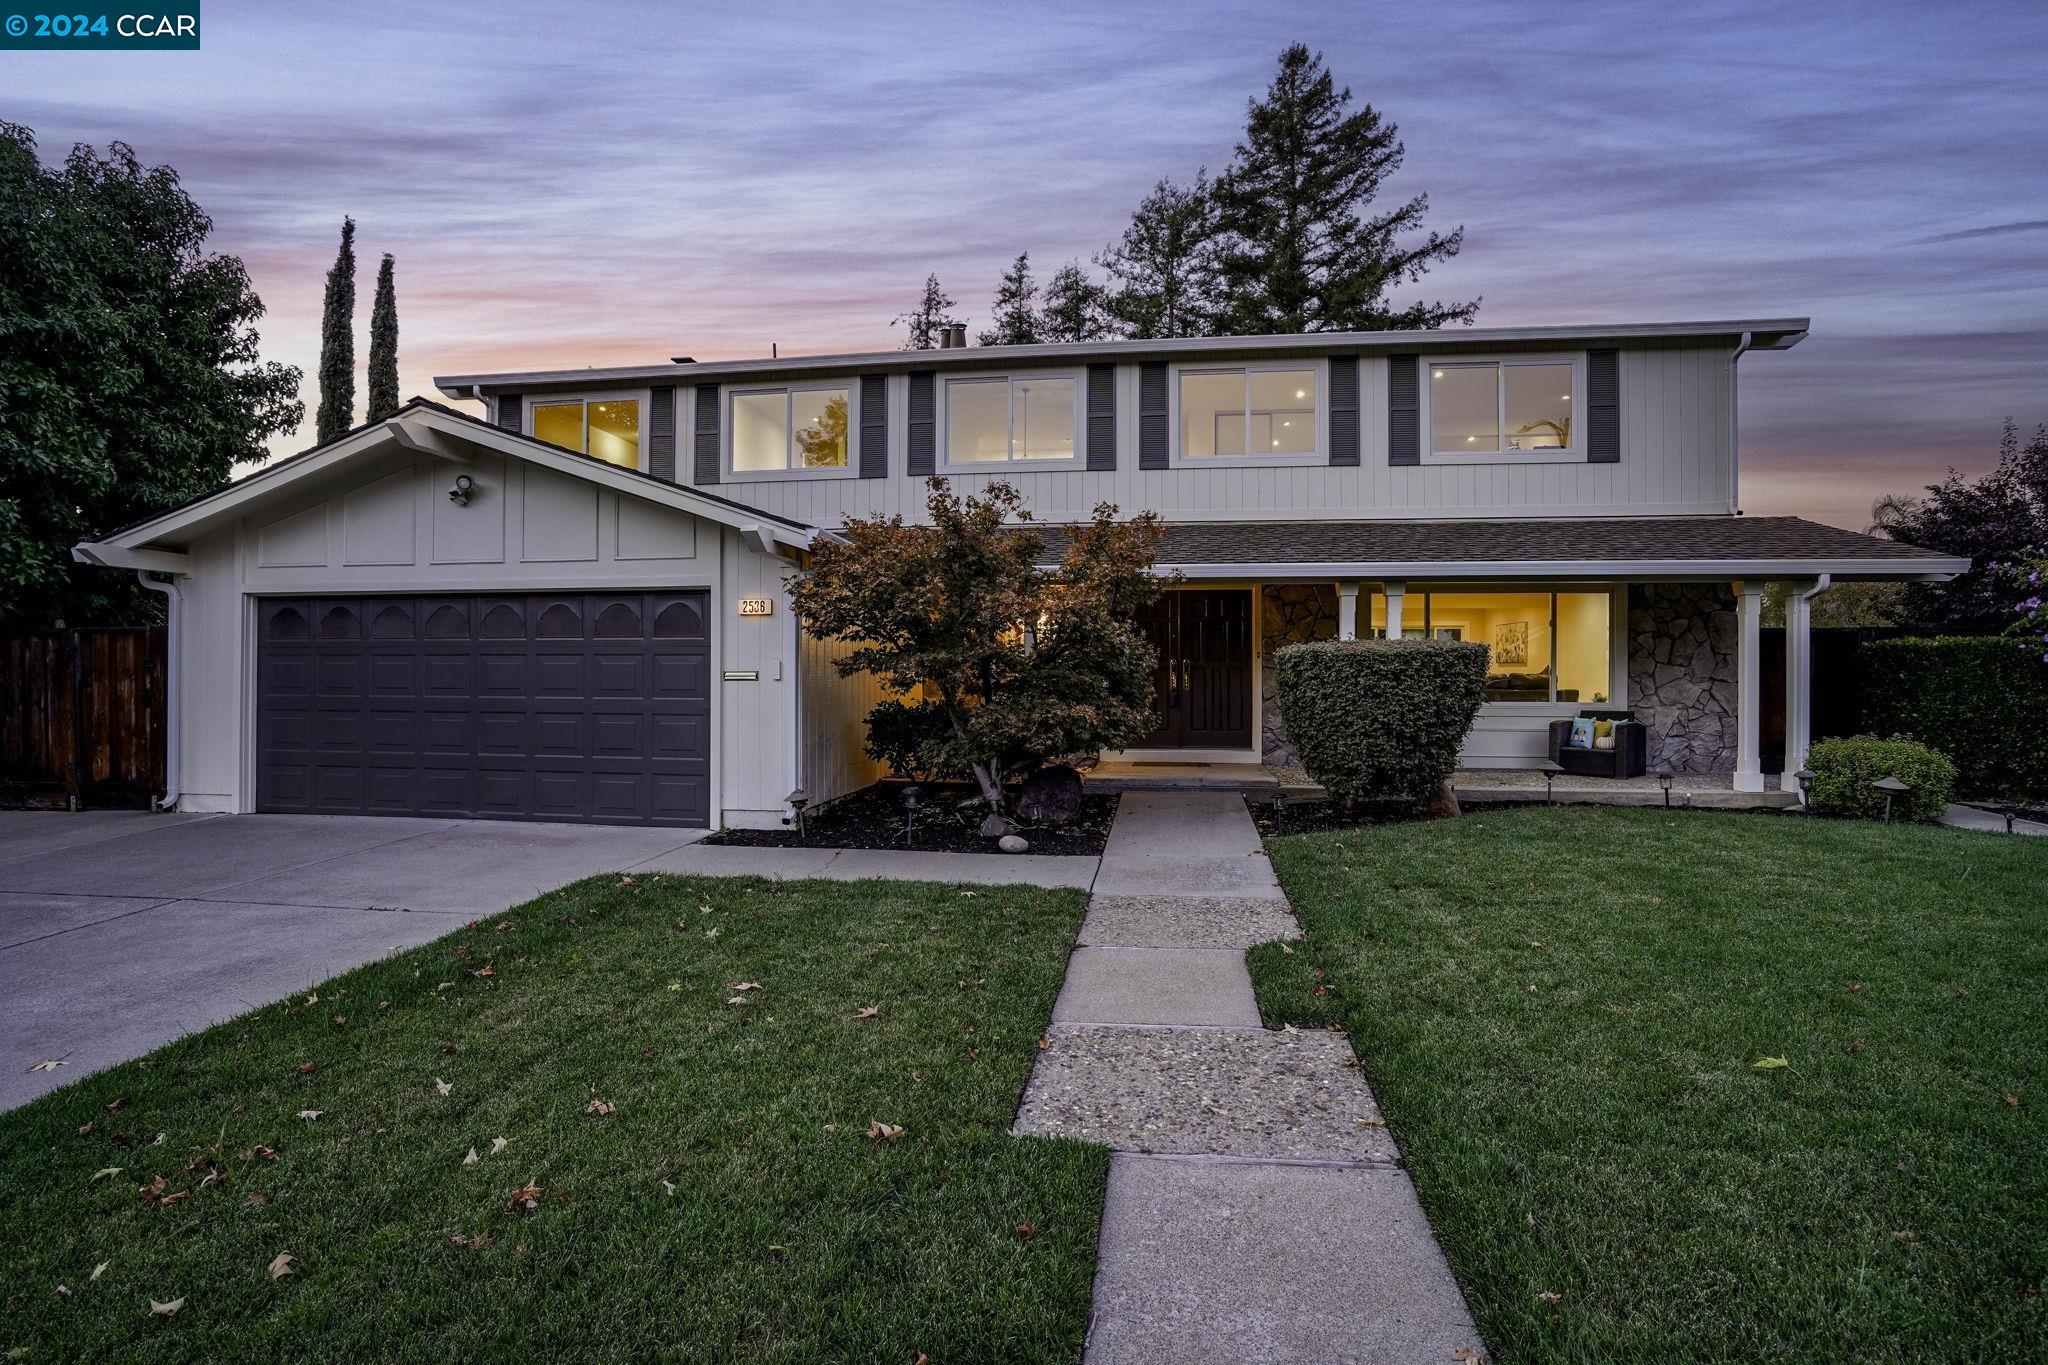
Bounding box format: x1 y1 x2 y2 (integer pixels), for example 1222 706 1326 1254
977 253 1039 346
890 273 960 349
366 253 399 422
314 217 356 442
1212 45 1476 333
1037 261 1111 343
1098 174 1222 339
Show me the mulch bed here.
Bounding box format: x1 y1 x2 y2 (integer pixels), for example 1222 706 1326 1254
702 781 1121 856
1247 794 1436 838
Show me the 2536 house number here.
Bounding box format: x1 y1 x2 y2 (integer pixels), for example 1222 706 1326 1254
737 597 774 617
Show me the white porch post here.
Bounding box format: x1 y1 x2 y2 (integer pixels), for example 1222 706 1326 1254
1337 580 1360 641
1734 580 1765 792
1384 580 1406 639
1780 576 1826 791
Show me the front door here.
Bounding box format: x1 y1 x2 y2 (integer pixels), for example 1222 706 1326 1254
1137 589 1254 750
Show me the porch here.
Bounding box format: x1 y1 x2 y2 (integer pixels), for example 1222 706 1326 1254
1085 761 1800 810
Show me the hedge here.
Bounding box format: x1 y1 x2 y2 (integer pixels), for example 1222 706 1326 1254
1276 639 1489 804
1859 636 2048 797
1806 736 1955 822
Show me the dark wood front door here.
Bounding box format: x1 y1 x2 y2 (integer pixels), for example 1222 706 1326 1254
1137 589 1254 750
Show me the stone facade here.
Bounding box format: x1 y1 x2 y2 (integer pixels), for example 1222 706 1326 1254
1627 583 1738 773
1259 584 1339 764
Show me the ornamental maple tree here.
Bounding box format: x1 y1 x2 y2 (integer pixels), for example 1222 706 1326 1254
789 479 1167 816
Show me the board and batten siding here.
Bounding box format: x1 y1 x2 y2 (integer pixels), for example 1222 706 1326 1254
661 344 1735 528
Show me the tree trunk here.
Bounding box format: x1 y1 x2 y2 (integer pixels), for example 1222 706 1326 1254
969 759 1007 815
1425 779 1461 819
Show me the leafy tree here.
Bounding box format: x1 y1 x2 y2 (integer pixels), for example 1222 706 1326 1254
366 252 399 423
1211 44 1476 333
1037 261 1111 344
977 253 1039 347
1871 420 2048 631
0 124 302 627
790 479 1167 821
315 216 356 442
890 272 960 350
1098 173 1222 338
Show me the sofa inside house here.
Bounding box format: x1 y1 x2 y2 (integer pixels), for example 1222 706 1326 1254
1486 671 1576 702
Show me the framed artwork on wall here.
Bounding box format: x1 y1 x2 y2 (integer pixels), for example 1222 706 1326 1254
1495 620 1529 667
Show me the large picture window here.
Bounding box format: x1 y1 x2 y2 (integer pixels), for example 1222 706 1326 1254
1427 356 1581 459
944 374 1078 465
1370 589 1612 703
531 397 641 469
1177 366 1318 460
730 385 851 475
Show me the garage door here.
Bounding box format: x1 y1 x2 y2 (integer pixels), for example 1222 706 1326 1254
256 592 710 826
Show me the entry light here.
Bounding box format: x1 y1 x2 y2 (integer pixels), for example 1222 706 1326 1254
1432 370 1444 378
1561 394 1571 400
448 474 475 505
1294 389 1306 399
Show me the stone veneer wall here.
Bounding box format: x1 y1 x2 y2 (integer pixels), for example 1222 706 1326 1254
1259 584 1339 764
1627 583 1738 773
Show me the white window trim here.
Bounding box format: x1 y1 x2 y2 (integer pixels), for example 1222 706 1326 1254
937 367 1085 472
524 389 652 474
1420 352 1588 466
1168 359 1327 468
721 380 861 483
1367 582 1626 708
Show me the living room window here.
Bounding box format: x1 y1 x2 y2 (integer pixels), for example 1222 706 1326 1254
1175 364 1320 462
729 384 854 478
943 372 1080 466
1370 589 1612 703
1424 355 1584 462
530 396 642 469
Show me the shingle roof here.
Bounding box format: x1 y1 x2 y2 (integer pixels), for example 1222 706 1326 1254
1030 517 1963 578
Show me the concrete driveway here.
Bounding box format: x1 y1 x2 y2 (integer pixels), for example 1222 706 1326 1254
0 811 708 1111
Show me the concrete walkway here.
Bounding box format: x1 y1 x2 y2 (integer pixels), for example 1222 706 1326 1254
1939 802 2048 836
1015 792 1482 1364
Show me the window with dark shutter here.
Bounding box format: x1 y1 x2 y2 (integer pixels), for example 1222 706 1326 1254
1138 362 1168 469
1328 356 1360 466
1387 354 1419 465
1586 349 1620 464
907 372 935 475
648 386 676 481
496 393 522 431
692 385 720 484
859 375 888 478
1086 363 1117 471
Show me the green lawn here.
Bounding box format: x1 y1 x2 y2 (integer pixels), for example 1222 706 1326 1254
1250 807 2048 1364
0 875 1104 1363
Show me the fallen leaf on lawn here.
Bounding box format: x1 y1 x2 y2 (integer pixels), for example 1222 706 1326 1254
91 1167 124 1182
296 1062 316 1075
867 1120 905 1142
1537 1290 1562 1304
435 982 455 992
1894 1228 1915 1241
1037 1035 1051 1051
330 1014 346 1025
726 997 746 1006
1450 1350 1488 1363
303 993 319 1006
1356 1117 1388 1127
26 1058 67 1073
1281 1023 1299 1034
703 928 720 940
266 1252 295 1280
667 981 683 991
504 1182 542 1213
296 1110 323 1121
494 920 511 932
149 1297 185 1317
728 981 762 992
435 1078 452 1096
78 1121 94 1134
2005 1093 2021 1108
54 1283 70 1301
106 1098 126 1115
469 964 494 978
585 1099 615 1117
462 1148 479 1166
92 1260 111 1281
1845 1039 1865 1055
617 875 636 886
1279 941 1294 954
246 1192 269 1207
376 1001 390 1011
450 1230 495 1250
958 891 977 898
1014 1219 1038 1240
661 1180 676 1196
1751 1056 1789 1070
1846 982 1863 995
490 1137 508 1155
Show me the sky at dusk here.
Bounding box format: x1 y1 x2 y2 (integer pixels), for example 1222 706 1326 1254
7 0 2046 529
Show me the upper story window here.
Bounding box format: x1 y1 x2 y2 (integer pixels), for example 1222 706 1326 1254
1425 355 1584 462
531 396 641 469
943 373 1079 466
1176 364 1319 462
730 384 853 478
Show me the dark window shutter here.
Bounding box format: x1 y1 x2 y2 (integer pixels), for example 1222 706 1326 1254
648 386 676 481
859 374 888 478
1138 362 1168 469
1086 363 1117 471
692 385 721 484
496 393 522 431
1587 348 1620 463
1327 355 1360 466
907 371 935 476
1387 354 1419 466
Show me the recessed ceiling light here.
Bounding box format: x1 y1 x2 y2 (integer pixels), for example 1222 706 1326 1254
1294 389 1306 399
1432 370 1444 378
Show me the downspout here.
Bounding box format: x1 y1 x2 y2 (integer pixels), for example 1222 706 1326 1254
1788 572 1830 805
1727 331 1753 515
135 571 182 811
786 580 803 824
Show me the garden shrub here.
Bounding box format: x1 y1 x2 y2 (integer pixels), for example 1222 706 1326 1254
1806 736 1955 822
1859 636 2048 797
1276 639 1489 804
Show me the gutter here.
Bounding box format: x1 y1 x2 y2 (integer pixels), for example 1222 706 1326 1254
134 571 183 811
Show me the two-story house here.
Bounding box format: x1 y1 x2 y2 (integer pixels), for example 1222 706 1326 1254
75 319 1967 830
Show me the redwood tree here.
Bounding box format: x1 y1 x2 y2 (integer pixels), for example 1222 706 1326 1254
790 479 1168 817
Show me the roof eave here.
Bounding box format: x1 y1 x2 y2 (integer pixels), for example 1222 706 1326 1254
1150 556 1967 581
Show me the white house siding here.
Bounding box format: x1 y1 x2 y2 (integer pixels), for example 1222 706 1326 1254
165 445 796 829
668 343 1733 528
798 632 889 808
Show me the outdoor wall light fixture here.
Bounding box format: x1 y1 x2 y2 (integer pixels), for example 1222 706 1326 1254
1870 775 1910 824
1656 766 1674 808
448 474 475 505
1793 768 1816 809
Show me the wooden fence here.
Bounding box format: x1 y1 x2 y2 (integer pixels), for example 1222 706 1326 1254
0 627 166 808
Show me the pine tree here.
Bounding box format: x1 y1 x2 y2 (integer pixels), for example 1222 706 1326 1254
314 217 357 442
977 253 1040 346
1212 45 1476 334
1098 174 1221 338
1038 261 1110 343
890 273 960 349
366 253 399 423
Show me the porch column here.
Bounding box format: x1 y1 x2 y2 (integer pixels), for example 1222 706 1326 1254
1337 580 1360 641
1780 577 1823 792
1734 580 1765 792
1384 580 1406 639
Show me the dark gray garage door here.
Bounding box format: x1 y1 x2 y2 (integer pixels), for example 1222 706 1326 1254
257 592 710 826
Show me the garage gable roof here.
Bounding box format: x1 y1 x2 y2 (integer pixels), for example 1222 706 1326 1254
75 398 816 572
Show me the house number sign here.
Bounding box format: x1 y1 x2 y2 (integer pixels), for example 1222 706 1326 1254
737 597 774 617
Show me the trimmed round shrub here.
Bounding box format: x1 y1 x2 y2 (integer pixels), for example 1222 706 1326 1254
1806 736 1956 823
1860 636 2048 798
1276 639 1489 805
